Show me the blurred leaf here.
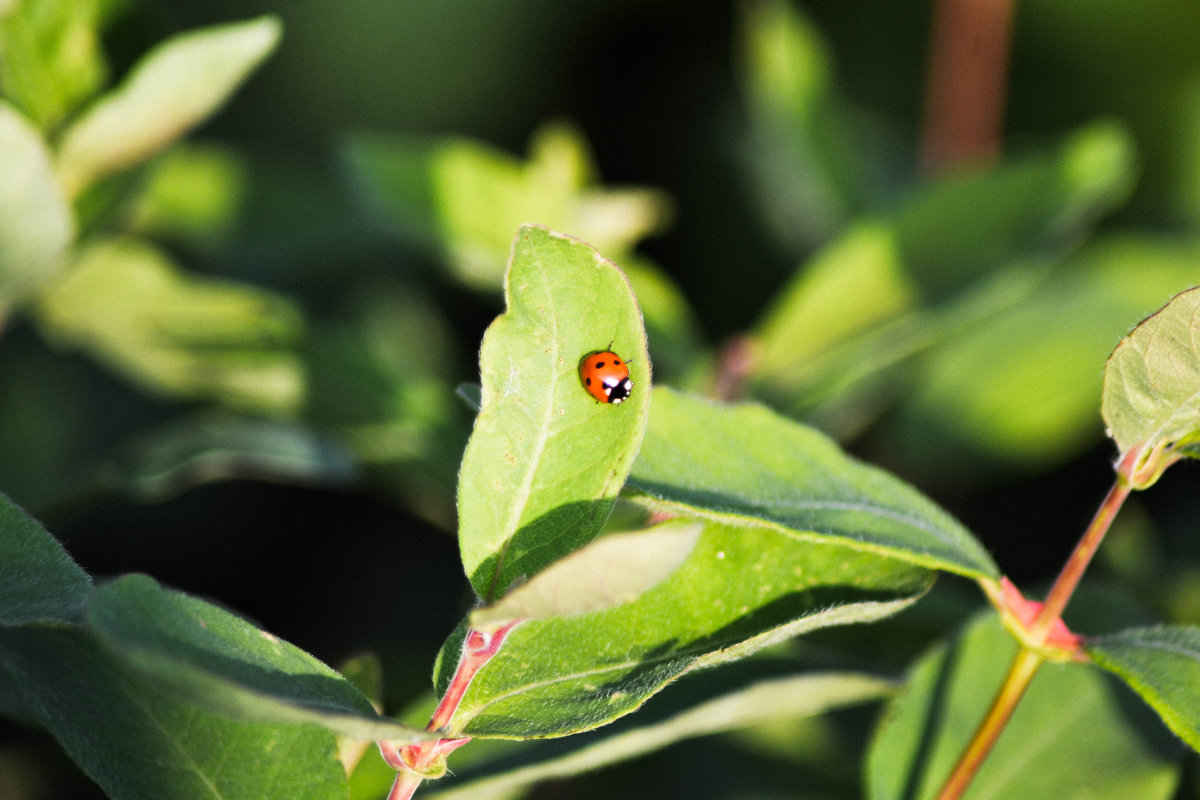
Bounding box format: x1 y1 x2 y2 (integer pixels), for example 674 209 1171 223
736 0 864 247
126 141 248 244
619 254 703 383
0 493 90 626
87 574 432 742
0 0 108 130
752 222 917 380
897 241 1200 466
470 521 701 630
0 101 74 312
55 15 281 198
895 121 1136 296
457 225 650 601
438 520 931 738
866 615 1183 800
35 236 305 413
426 670 894 799
1089 625 1200 752
0 625 349 800
118 413 358 500
344 123 670 290
1103 285 1200 487
628 386 997 579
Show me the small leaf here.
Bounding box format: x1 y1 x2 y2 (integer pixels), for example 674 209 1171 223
457 225 650 601
0 493 90 626
0 100 74 311
628 386 997 579
426 670 894 799
35 236 305 413
470 521 701 630
1102 285 1200 487
88 574 432 743
1089 625 1200 752
55 16 281 197
867 615 1183 800
438 521 931 738
343 124 670 290
0 625 348 800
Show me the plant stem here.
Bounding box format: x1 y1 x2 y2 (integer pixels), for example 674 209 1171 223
934 474 1133 800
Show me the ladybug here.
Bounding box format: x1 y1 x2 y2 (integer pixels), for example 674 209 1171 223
579 348 633 404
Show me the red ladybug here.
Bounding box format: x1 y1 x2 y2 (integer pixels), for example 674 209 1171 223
579 349 633 404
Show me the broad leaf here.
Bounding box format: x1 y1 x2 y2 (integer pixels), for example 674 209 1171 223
1102 285 1200 487
35 236 304 414
438 520 931 738
867 615 1183 800
87 574 431 743
457 225 650 601
0 101 74 311
0 625 348 800
424 669 894 799
1089 626 1200 752
0 493 90 626
628 386 997 579
55 16 281 197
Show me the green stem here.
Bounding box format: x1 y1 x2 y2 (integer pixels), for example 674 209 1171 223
935 473 1133 800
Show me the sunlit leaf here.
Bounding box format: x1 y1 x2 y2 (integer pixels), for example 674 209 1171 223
438 521 931 738
35 236 304 413
55 16 280 197
628 387 997 579
457 225 650 601
1102 285 1200 487
0 101 74 312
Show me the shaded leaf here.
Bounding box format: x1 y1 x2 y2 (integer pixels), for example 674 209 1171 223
88 574 432 743
35 236 304 413
0 493 90 626
867 615 1183 800
1089 625 1200 752
0 101 74 311
55 16 281 197
426 670 894 800
1102 285 1200 487
439 520 931 738
470 521 701 630
628 387 997 579
0 625 348 800
457 225 650 601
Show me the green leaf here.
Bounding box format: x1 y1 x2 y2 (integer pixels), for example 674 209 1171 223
88 574 431 743
438 520 931 738
0 625 348 800
896 239 1200 467
736 0 862 247
1089 626 1200 752
0 0 108 130
343 124 670 290
1102 285 1200 487
35 236 305 414
55 16 281 198
425 669 894 800
895 121 1136 295
628 386 997 579
867 615 1183 800
0 493 90 626
117 413 358 500
457 225 650 601
470 521 701 630
0 101 74 312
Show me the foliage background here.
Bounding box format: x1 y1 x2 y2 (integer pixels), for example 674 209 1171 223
3 0 1200 797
